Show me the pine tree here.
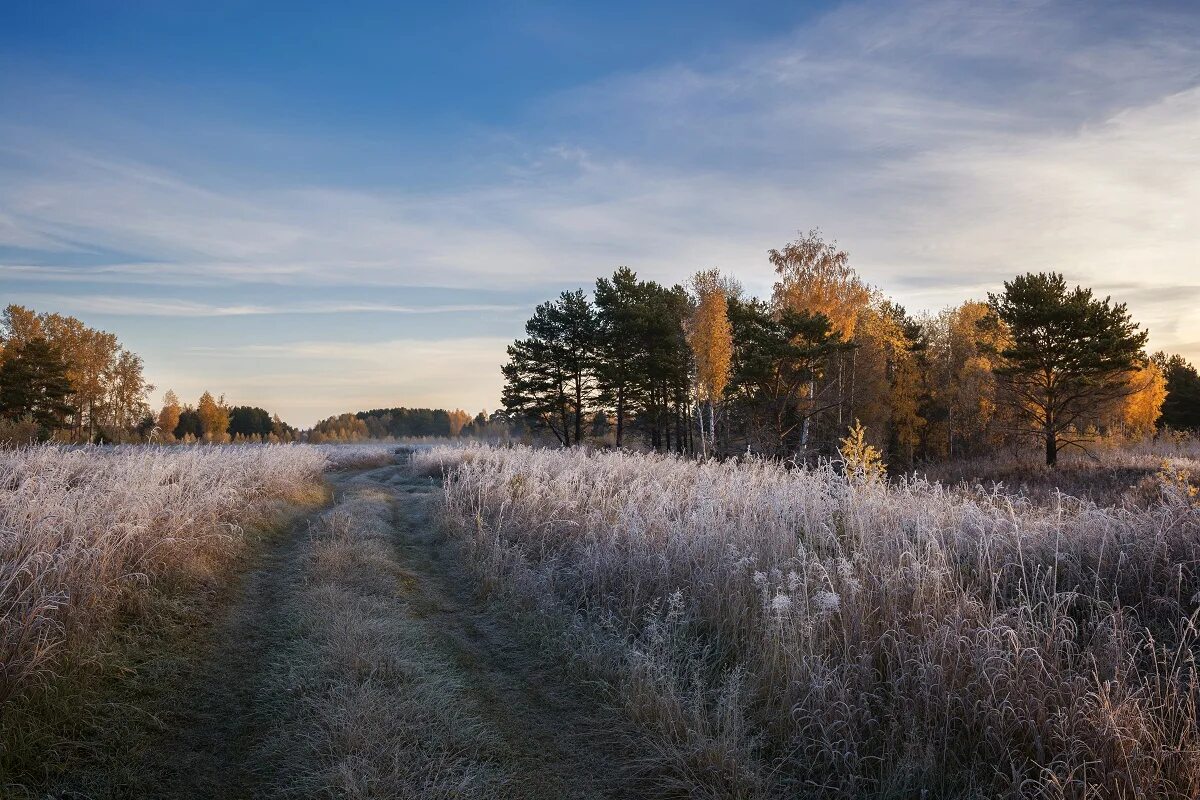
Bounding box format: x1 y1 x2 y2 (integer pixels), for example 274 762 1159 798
988 272 1148 466
594 267 652 449
502 290 598 446
0 338 75 437
726 298 847 457
1154 352 1200 432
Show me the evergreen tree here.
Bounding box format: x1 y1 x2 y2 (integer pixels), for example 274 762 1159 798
228 406 275 439
634 281 692 452
502 290 598 446
594 268 645 448
174 407 203 440
1154 352 1200 431
725 299 847 457
987 272 1148 466
0 337 75 437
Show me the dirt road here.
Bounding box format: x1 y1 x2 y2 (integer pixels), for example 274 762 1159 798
45 459 629 799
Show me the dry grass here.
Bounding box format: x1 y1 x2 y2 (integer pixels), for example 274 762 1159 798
273 474 509 798
917 439 1200 506
314 442 401 470
419 444 1200 799
0 443 328 782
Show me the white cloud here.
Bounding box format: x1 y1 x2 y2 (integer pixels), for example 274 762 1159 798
3 0 1199 424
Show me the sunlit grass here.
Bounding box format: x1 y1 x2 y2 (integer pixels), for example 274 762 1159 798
0 444 327 709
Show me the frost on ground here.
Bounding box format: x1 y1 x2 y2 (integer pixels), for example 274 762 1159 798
0 445 327 707
312 442 400 471
272 465 633 799
270 471 511 798
3 451 630 799
424 444 1200 799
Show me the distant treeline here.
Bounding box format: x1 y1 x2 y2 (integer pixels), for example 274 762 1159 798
308 407 514 443
155 390 297 444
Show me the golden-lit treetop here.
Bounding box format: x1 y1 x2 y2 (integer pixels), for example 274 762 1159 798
770 230 871 340
448 408 472 437
197 391 231 443
687 269 734 404
1120 361 1167 438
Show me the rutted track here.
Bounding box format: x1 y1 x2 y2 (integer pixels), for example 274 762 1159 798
45 458 629 799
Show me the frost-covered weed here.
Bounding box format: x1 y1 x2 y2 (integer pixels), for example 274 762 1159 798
0 444 327 705
429 444 1200 799
312 442 399 470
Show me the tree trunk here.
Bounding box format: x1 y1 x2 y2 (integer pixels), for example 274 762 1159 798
574 380 583 447
837 356 844 427
700 400 710 455
800 379 814 454
1045 421 1057 467
615 388 624 449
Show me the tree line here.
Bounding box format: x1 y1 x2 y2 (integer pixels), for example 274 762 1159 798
308 407 512 443
499 231 1195 467
0 303 296 445
154 390 297 444
0 304 152 443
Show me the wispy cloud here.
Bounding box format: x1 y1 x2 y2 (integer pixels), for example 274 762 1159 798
17 294 523 317
2 0 1198 424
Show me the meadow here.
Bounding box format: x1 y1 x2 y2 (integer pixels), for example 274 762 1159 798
417 442 1200 798
5 438 1200 798
0 444 330 778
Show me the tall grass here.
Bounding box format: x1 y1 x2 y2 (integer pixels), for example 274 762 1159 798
0 444 327 710
421 445 1200 798
312 442 400 470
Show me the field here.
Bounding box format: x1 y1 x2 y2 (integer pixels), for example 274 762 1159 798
3 441 1200 798
418 443 1200 798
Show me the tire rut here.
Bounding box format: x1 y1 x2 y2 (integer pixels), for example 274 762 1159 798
379 465 630 799
48 461 632 799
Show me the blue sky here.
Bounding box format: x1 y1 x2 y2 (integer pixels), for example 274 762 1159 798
2 1 1198 426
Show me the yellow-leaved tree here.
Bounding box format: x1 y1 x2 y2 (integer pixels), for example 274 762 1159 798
156 390 182 442
687 269 734 457
448 409 471 437
769 230 872 451
197 391 230 443
839 419 886 484
1118 361 1167 439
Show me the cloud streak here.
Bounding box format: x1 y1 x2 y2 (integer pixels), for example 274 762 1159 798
2 0 1198 424
16 294 523 317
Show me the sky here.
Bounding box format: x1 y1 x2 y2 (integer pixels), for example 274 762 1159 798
1 0 1198 428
